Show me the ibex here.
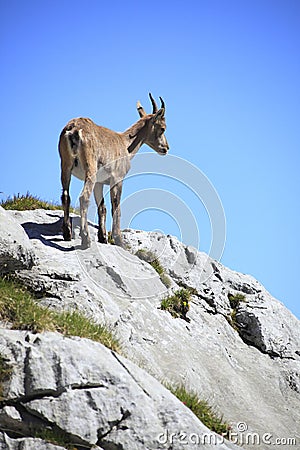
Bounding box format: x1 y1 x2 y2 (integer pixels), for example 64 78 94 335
58 94 169 248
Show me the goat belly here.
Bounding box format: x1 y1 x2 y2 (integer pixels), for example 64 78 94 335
96 166 111 184
71 163 85 181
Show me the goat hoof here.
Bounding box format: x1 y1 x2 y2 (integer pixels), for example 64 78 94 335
62 225 72 241
81 237 91 249
113 235 125 248
80 231 91 249
98 234 108 244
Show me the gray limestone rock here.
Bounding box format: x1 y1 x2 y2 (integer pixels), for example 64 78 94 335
0 207 35 273
0 432 66 450
0 330 237 450
0 209 299 449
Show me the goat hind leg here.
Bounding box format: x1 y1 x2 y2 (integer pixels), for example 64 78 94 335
61 162 72 241
79 172 96 248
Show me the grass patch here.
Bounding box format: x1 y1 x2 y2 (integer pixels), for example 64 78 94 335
1 192 63 211
159 272 172 288
0 354 12 401
135 249 164 274
0 277 56 333
35 427 78 450
228 293 246 309
107 231 115 245
149 258 164 276
160 289 191 321
228 309 239 332
167 383 231 438
53 310 119 351
135 249 171 288
0 277 121 352
227 293 247 331
1 192 77 213
177 280 199 297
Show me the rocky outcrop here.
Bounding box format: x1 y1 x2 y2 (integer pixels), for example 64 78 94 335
0 208 300 449
0 207 35 274
0 330 237 450
123 229 300 359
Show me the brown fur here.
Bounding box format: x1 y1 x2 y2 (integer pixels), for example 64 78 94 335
59 94 169 248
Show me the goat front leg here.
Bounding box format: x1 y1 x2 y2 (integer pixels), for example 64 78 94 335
93 182 107 244
110 179 124 247
79 170 96 249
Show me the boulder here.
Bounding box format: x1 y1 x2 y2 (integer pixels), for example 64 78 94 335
0 329 237 450
0 207 35 274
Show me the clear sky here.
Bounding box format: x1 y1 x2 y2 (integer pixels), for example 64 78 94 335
1 0 300 318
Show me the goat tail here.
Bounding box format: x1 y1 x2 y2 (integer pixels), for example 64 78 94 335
64 126 83 155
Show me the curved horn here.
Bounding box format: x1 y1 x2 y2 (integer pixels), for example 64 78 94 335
149 92 158 113
159 96 165 112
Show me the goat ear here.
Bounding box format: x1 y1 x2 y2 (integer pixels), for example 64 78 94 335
136 101 146 118
153 108 165 122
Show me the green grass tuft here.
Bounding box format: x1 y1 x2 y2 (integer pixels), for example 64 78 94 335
1 192 78 213
0 277 56 333
149 258 164 276
135 249 163 272
227 293 247 331
135 249 171 287
0 277 121 352
53 309 120 351
160 289 191 321
107 231 115 245
1 192 63 211
34 427 79 449
167 383 231 438
228 293 246 309
159 272 172 288
177 280 199 297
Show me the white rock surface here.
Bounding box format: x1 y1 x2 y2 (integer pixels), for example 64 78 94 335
0 330 237 450
0 209 299 449
0 207 35 274
0 433 66 450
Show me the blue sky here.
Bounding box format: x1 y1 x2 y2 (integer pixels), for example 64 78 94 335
1 0 300 318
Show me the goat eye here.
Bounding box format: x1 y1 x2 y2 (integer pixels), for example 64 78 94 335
161 127 165 133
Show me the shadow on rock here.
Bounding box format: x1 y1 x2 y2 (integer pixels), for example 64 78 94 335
21 215 78 252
